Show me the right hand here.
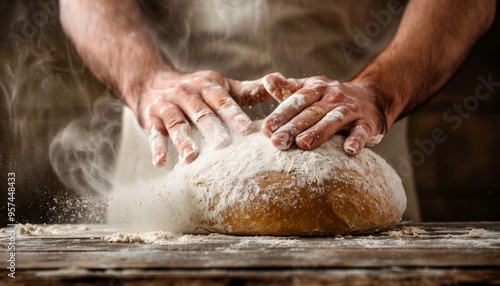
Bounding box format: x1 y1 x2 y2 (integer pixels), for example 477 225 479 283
135 70 269 167
260 73 390 155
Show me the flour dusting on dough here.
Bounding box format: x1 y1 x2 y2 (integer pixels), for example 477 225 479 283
173 127 405 231
108 120 405 234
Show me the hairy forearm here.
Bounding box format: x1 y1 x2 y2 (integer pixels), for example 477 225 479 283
59 0 172 111
60 0 264 166
354 0 496 127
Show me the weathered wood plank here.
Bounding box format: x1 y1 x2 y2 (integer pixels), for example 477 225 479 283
9 248 500 269
1 222 499 284
1 268 500 286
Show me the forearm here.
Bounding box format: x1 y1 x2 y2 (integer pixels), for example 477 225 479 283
59 0 173 112
60 0 263 166
354 0 496 127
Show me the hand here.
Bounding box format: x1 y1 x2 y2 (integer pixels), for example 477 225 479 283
261 73 390 155
136 70 267 167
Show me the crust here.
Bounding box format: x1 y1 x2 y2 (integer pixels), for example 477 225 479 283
197 169 405 236
182 132 407 236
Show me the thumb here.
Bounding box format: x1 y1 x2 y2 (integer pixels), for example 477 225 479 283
226 78 271 107
263 72 304 102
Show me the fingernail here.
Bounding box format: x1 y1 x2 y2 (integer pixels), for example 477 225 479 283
153 152 167 167
175 136 199 163
344 140 360 155
297 133 314 149
181 146 197 163
237 120 255 135
272 132 293 150
262 119 280 137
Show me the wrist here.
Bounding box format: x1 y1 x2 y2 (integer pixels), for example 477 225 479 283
120 63 179 115
352 70 408 130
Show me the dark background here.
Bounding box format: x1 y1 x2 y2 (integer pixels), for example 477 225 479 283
0 1 499 224
408 8 500 221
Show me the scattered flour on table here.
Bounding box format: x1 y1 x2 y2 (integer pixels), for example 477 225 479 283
101 227 499 249
383 226 496 239
9 223 90 236
384 226 428 238
466 228 491 238
16 223 44 235
105 231 176 244
104 231 302 246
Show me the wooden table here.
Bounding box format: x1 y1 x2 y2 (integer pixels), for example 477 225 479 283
1 222 500 285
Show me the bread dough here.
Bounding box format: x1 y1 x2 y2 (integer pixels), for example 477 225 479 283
170 125 407 236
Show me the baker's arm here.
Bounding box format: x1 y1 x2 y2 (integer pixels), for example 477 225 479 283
59 0 265 166
355 0 496 127
261 0 496 154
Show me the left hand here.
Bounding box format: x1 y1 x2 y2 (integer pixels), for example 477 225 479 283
137 70 271 166
261 73 390 155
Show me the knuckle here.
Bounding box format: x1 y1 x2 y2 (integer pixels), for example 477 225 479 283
194 75 213 87
214 97 235 110
282 93 307 110
264 73 285 86
157 104 174 118
200 70 221 79
172 84 189 95
304 79 327 95
197 78 228 95
323 107 345 123
322 90 345 103
308 75 329 83
308 104 325 117
269 72 285 79
195 71 223 84
164 117 187 131
335 106 351 117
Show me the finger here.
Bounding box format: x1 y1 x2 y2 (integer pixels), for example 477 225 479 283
269 124 301 150
295 107 351 150
200 79 255 135
262 72 303 102
167 121 198 163
168 86 232 149
262 96 326 150
269 104 325 150
143 115 170 167
344 124 371 155
262 81 325 138
270 97 336 150
226 78 271 107
156 103 199 163
192 109 232 149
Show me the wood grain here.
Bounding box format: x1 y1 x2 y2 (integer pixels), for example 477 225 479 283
1 222 499 285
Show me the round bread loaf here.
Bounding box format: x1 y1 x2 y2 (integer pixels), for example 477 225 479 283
171 127 407 236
